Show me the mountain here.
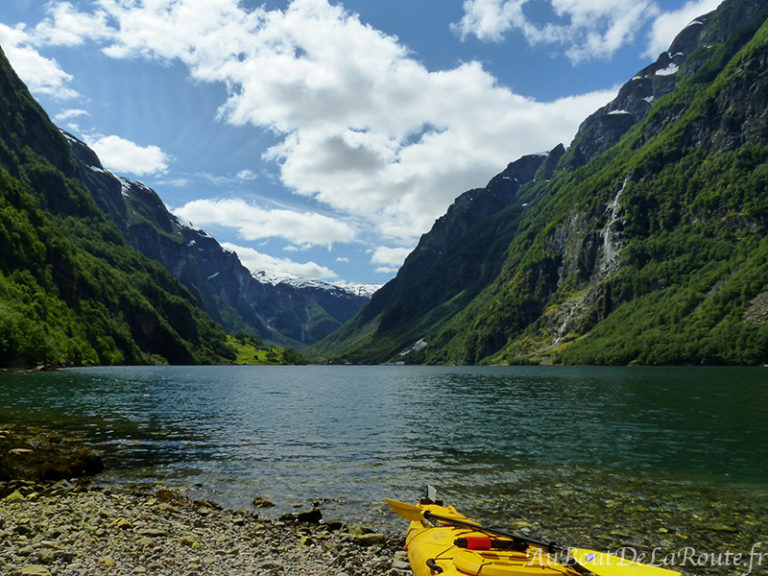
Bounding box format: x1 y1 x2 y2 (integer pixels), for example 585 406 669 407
66 134 371 347
0 46 235 368
316 0 768 366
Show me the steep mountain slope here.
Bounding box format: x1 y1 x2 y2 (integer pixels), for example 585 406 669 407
314 149 560 360
67 134 369 347
317 0 768 366
0 46 235 367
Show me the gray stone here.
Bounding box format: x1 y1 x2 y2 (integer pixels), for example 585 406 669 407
354 533 386 547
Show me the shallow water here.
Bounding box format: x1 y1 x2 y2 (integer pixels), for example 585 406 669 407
1 365 767 573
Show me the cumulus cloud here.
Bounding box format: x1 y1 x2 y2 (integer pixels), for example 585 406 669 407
30 0 617 247
33 1 112 47
221 242 338 282
454 0 659 62
371 246 413 272
174 198 357 248
644 0 721 58
0 22 78 98
452 0 531 43
85 134 170 176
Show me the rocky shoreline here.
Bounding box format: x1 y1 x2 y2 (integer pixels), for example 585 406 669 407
5 427 763 576
0 427 408 576
0 479 409 576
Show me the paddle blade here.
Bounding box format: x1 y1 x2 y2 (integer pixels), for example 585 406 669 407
571 549 681 576
385 498 424 522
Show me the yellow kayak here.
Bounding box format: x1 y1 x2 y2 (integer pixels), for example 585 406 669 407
386 497 681 576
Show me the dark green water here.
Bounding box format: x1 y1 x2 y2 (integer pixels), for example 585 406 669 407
1 365 767 573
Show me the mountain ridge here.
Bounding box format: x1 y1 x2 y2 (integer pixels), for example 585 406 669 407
0 39 368 368
314 0 768 366
65 130 373 348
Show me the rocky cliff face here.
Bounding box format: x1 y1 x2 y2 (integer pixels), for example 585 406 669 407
342 150 553 334
319 0 768 366
68 133 369 347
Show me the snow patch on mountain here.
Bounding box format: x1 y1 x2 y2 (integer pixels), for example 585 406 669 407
656 63 680 76
119 179 131 199
172 214 213 239
252 270 380 298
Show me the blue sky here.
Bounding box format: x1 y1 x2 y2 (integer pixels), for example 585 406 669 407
1 0 721 286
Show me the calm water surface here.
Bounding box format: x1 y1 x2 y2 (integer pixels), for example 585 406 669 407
1 365 767 531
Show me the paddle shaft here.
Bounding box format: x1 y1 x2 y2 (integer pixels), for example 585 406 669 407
423 511 566 554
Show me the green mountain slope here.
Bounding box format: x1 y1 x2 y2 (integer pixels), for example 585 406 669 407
316 0 768 366
0 46 235 368
66 132 370 349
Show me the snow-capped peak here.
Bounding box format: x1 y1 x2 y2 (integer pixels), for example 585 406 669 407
251 271 380 298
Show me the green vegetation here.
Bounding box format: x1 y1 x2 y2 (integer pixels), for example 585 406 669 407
229 334 307 365
0 46 237 368
0 162 238 367
318 8 768 366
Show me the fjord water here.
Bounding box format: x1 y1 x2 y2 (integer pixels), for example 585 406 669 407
1 366 767 529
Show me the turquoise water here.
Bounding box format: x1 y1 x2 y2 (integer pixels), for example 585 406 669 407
1 365 767 531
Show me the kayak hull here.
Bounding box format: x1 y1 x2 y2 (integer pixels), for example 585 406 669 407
393 500 681 576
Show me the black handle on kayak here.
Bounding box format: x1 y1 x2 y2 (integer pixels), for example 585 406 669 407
426 558 444 573
423 510 565 554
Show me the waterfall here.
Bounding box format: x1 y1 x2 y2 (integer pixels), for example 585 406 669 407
603 175 628 273
554 302 577 344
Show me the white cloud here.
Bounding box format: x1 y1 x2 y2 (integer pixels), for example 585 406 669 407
221 242 338 282
54 108 89 121
0 22 78 98
30 0 617 248
452 0 528 43
644 0 721 58
33 2 112 47
371 246 413 269
174 198 357 248
454 0 659 62
455 0 724 63
156 177 191 188
237 169 258 180
84 134 170 176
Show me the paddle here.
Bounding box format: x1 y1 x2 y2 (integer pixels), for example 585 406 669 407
385 498 681 576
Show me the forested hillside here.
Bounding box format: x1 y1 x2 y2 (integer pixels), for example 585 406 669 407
316 0 768 366
0 46 235 368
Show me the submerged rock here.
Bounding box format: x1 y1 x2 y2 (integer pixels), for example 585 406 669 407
0 429 103 482
297 507 323 524
252 496 275 508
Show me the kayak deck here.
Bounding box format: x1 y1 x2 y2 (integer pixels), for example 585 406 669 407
403 503 577 576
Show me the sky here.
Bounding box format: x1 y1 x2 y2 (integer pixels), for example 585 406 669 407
0 0 722 286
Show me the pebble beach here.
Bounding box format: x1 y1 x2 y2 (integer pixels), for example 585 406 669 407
0 480 408 576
